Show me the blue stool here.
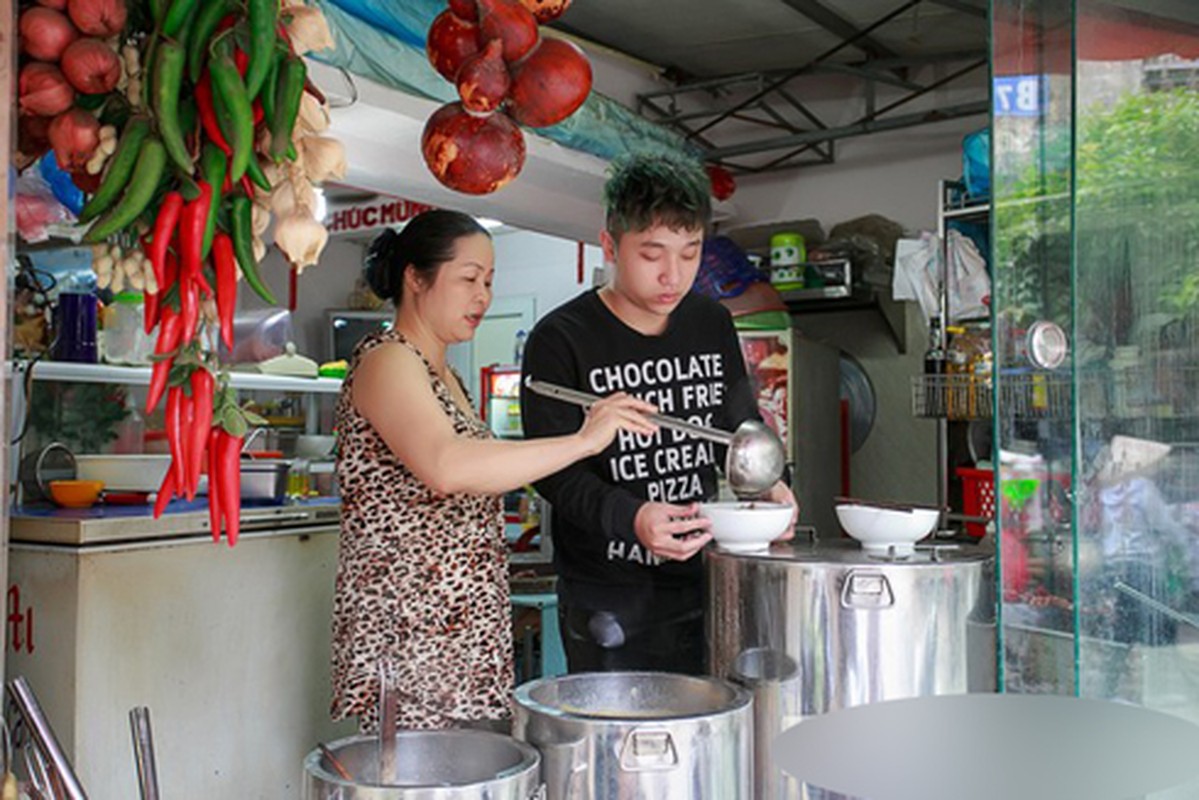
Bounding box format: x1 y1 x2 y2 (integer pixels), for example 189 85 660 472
510 592 566 679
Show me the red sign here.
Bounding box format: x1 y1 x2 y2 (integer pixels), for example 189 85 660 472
326 198 436 235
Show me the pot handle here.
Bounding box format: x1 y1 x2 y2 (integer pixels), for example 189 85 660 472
840 570 895 609
619 727 679 771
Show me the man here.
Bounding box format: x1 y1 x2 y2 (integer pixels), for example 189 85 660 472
520 153 796 674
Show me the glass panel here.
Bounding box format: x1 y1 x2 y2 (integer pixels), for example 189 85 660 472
992 0 1078 695
1073 0 1199 751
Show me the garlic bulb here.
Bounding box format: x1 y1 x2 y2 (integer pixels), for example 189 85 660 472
296 92 330 136
285 6 335 56
274 212 328 271
299 136 347 185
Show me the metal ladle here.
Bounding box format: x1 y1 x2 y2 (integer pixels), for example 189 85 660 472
524 379 786 497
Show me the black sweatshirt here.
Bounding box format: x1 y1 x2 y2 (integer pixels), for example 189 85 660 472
520 289 761 616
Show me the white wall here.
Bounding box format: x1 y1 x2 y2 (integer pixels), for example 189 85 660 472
240 229 604 363
730 117 983 237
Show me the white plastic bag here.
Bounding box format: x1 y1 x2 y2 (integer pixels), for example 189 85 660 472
947 229 990 321
893 233 941 321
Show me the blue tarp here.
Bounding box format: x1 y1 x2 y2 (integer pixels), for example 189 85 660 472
312 0 697 163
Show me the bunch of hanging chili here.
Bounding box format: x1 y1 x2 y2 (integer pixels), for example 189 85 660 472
85 0 308 546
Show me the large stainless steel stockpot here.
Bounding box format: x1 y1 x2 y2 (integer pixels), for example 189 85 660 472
513 672 752 800
708 539 996 799
303 730 543 799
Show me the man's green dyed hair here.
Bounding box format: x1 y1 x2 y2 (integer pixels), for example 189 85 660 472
603 152 712 239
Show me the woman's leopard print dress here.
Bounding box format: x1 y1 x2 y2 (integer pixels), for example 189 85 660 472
331 330 513 732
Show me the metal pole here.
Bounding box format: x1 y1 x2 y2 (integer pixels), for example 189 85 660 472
9 677 89 800
129 707 161 800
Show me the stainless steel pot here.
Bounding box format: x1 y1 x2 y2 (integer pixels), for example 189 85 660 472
303 731 543 799
708 539 996 799
513 672 752 800
240 459 290 501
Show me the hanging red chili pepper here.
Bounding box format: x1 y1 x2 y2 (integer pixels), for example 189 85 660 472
212 232 238 351
166 386 187 491
207 426 222 541
146 306 182 415
196 74 233 156
147 191 184 290
188 368 215 499
153 468 177 519
216 429 243 546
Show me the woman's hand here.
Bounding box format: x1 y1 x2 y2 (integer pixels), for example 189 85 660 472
577 392 659 455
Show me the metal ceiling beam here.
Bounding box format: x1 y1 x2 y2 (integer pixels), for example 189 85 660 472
923 0 987 18
776 0 901 61
688 0 924 139
705 100 987 159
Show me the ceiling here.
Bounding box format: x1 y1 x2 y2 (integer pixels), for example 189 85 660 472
554 0 991 173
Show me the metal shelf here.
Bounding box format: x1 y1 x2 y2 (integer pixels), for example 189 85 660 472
9 360 344 394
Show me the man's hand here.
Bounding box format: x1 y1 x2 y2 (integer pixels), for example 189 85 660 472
633 501 713 561
766 481 799 541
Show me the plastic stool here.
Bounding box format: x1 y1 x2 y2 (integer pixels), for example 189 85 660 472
510 592 566 679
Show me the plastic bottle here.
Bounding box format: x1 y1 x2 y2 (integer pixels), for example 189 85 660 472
112 393 145 454
102 292 153 365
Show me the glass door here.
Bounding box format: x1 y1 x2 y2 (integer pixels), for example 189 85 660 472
994 0 1199 769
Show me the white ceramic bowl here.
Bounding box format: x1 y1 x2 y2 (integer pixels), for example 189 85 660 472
835 503 939 556
699 501 793 554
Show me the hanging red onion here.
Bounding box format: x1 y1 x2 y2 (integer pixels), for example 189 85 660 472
477 0 539 64
422 102 526 195
19 63 77 117
48 108 101 170
518 0 572 24
60 38 121 95
448 0 478 22
20 7 81 62
456 39 510 114
427 9 481 82
506 38 592 128
18 113 54 163
67 0 127 38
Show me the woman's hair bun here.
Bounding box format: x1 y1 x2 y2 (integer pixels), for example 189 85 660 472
364 227 401 300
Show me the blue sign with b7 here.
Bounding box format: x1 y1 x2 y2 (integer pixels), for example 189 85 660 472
994 75 1045 116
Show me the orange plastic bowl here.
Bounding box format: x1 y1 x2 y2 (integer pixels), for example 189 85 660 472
49 480 105 508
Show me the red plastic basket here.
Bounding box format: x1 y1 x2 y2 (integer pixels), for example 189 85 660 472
957 466 994 538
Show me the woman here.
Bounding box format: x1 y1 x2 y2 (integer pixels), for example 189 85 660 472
331 209 655 732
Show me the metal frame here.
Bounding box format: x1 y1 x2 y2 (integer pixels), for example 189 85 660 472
634 0 989 173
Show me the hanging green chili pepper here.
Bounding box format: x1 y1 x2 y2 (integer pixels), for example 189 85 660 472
79 117 151 224
199 145 227 259
188 0 238 83
162 0 200 39
209 40 255 182
152 41 194 174
245 154 272 193
216 429 243 546
230 194 277 305
260 46 282 122
269 53 306 162
84 138 168 244
207 426 222 540
212 232 238 351
245 0 279 100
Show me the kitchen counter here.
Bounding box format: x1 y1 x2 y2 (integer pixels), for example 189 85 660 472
10 497 341 547
6 496 353 798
